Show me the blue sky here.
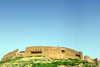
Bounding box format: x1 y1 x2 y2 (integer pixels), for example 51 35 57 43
0 0 100 60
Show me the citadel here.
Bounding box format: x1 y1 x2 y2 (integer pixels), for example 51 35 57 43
1 46 100 63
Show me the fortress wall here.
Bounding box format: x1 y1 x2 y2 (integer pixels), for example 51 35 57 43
1 46 83 61
79 52 83 60
93 58 99 63
24 46 51 57
47 46 81 59
66 51 76 55
25 46 51 52
47 46 83 60
66 53 80 59
84 56 93 62
64 48 82 60
16 53 23 57
48 47 67 59
48 47 58 58
65 55 80 59
23 52 42 57
84 56 99 63
65 48 79 54
24 46 83 60
65 47 83 59
2 46 83 61
1 49 18 61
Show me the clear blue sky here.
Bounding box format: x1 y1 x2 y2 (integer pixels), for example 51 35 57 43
0 0 100 60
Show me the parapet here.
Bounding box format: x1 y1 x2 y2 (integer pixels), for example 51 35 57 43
1 46 83 61
84 55 99 63
1 49 18 61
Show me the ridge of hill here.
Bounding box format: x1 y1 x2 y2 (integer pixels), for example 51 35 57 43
0 55 98 67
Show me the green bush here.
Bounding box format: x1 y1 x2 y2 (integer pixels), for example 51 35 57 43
0 59 12 64
0 57 98 67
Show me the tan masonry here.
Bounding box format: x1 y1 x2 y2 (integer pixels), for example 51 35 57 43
1 49 18 61
84 55 99 63
1 46 83 61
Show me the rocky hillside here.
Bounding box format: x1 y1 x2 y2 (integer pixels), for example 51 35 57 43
0 55 98 67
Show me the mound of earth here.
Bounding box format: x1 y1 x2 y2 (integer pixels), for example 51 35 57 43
0 55 98 67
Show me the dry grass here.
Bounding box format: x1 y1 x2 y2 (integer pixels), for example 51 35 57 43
0 56 98 67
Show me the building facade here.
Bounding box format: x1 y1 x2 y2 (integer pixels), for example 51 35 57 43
84 56 99 63
1 46 83 61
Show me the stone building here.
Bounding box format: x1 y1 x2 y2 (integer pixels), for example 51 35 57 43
1 46 83 61
1 49 18 61
84 55 99 63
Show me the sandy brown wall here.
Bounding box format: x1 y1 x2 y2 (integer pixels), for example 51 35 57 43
64 47 83 60
24 46 51 57
84 56 94 62
24 46 83 60
1 46 83 61
1 49 18 61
